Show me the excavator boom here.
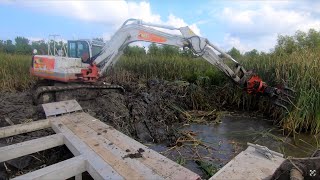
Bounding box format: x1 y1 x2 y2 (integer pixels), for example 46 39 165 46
30 19 294 108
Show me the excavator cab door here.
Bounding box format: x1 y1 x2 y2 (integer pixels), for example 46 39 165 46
68 40 91 63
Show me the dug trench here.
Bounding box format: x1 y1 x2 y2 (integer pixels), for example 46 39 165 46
0 74 319 179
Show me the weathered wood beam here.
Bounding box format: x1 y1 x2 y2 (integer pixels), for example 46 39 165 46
0 133 64 162
0 119 50 139
12 155 86 180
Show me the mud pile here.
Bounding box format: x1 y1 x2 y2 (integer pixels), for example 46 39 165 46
56 78 210 144
0 74 220 178
0 78 208 178
0 77 211 144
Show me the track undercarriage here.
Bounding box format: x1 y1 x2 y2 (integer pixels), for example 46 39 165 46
32 80 125 105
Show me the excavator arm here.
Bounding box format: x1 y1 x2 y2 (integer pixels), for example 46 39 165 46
31 19 294 108
87 19 293 109
92 19 246 84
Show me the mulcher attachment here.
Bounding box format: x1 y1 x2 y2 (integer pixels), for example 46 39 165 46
245 75 295 111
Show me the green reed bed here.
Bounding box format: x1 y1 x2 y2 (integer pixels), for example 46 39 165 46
0 53 35 91
0 48 319 134
116 50 320 134
240 50 320 134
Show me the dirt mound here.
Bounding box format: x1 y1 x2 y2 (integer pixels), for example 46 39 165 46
0 76 217 179
54 79 208 144
0 92 40 127
0 78 210 144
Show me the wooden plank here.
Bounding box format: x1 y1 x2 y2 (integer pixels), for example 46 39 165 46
61 118 144 179
85 151 124 180
66 112 200 180
50 118 123 180
0 133 64 162
0 119 50 139
12 155 86 180
42 100 82 117
210 146 285 180
61 118 164 180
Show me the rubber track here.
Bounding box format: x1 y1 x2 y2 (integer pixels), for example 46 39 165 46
33 84 125 104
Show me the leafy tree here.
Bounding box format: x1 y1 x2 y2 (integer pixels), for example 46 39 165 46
123 45 146 57
0 40 4 52
4 40 15 54
295 30 307 48
276 35 297 54
31 40 47 55
274 29 320 55
244 49 259 57
15 36 32 54
306 29 320 49
161 45 180 56
148 43 160 56
227 47 241 60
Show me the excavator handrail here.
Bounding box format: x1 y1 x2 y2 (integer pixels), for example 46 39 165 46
121 18 179 31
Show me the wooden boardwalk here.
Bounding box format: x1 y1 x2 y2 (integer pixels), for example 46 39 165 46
210 144 285 180
0 112 200 180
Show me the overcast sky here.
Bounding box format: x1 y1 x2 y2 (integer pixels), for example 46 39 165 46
1 0 319 52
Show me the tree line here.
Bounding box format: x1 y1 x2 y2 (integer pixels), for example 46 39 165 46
1 28 320 57
119 28 320 60
0 36 67 55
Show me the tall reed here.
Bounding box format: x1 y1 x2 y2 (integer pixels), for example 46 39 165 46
0 53 35 91
116 50 320 134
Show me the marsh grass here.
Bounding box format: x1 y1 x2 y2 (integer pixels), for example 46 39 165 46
116 50 320 134
239 50 320 134
0 50 319 134
0 53 35 91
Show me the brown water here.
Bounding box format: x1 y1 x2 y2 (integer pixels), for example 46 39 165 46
148 112 319 178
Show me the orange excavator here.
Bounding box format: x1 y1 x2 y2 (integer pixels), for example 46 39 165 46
30 19 294 108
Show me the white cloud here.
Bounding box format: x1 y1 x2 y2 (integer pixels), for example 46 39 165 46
219 5 320 36
222 34 250 53
15 1 161 30
160 14 201 36
8 1 200 40
214 2 320 52
169 14 201 35
222 34 277 53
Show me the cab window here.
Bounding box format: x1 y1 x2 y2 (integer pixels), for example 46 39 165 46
92 45 102 57
68 41 90 61
68 42 77 58
77 41 89 58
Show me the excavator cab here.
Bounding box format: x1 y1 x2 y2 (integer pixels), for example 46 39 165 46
67 40 105 63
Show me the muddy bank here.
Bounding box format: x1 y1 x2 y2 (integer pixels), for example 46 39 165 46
54 78 212 144
0 77 219 178
1 78 208 143
0 75 317 179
